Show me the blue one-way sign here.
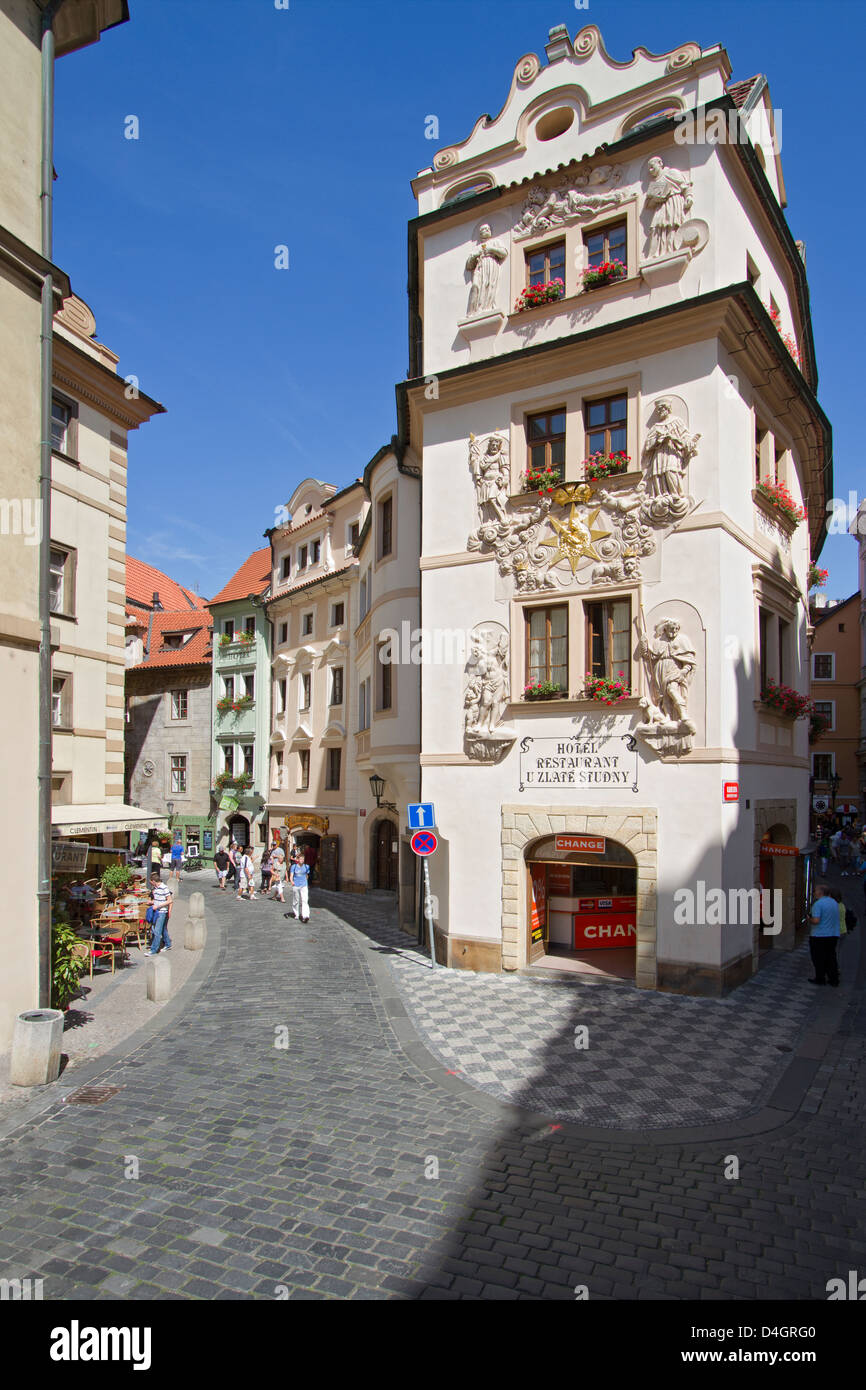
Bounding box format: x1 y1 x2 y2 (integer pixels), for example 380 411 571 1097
407 802 437 830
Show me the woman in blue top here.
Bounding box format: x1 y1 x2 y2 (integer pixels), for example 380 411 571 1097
808 885 840 986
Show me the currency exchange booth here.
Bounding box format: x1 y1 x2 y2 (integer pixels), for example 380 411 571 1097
526 833 637 980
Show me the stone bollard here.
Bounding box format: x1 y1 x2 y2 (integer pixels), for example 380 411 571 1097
185 891 206 951
10 1009 65 1087
146 953 171 1002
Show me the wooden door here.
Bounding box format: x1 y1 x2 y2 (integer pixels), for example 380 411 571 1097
319 835 339 892
374 820 397 890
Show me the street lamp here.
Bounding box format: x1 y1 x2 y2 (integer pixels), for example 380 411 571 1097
369 773 397 813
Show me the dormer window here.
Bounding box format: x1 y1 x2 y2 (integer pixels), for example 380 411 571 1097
162 631 191 650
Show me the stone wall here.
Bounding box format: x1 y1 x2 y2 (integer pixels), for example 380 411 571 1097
126 667 213 819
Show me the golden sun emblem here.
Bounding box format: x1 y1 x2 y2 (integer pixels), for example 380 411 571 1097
540 504 611 574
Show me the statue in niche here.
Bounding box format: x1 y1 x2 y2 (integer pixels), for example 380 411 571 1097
643 399 700 499
635 612 697 756
464 626 515 763
469 430 510 523
644 157 693 259
465 224 508 316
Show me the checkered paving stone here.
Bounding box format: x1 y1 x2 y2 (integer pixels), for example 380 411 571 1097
312 890 819 1128
0 878 863 1302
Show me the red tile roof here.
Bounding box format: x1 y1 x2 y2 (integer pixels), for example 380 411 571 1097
207 547 271 607
126 556 208 612
726 76 762 108
129 608 213 670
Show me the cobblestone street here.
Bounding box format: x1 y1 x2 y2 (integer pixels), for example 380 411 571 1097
0 877 864 1301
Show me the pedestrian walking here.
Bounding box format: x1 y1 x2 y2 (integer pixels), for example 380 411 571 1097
226 841 239 886
285 852 311 922
214 846 230 891
147 873 173 955
169 838 184 882
837 837 853 877
151 841 163 877
808 884 840 987
267 842 286 903
236 846 256 901
260 845 272 895
818 833 830 876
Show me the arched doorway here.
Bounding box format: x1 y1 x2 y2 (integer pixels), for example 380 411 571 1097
372 818 399 891
228 814 249 849
525 834 638 981
758 821 798 953
293 832 321 884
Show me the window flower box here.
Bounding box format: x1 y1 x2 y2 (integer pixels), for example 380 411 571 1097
808 563 828 591
584 451 631 482
583 672 631 705
755 479 806 528
769 304 801 368
231 696 255 712
213 772 253 793
581 260 626 291
237 629 256 645
515 279 565 313
523 681 567 701
216 697 234 714
760 680 811 719
521 464 563 496
809 710 830 741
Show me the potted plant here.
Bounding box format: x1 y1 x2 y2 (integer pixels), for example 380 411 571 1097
51 911 87 1011
523 680 566 701
583 672 631 704
755 478 806 527
581 259 626 291
514 279 565 312
809 709 830 741
100 863 135 900
232 695 255 712
808 563 828 591
584 450 631 482
760 679 811 718
521 463 562 496
237 629 256 645
218 632 234 648
216 696 234 714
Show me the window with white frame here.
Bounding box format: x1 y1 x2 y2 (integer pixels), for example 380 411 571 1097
223 619 235 642
170 690 188 720
311 539 321 564
301 612 313 637
49 546 74 616
243 672 255 701
223 744 234 776
330 666 344 706
298 748 310 791
812 652 834 680
812 700 835 731
241 743 254 776
300 671 311 710
276 677 287 714
51 672 72 728
170 754 188 794
330 601 345 628
223 675 235 701
278 622 288 645
298 544 308 570
280 556 291 582
358 677 370 731
272 748 284 789
325 746 341 790
812 752 834 781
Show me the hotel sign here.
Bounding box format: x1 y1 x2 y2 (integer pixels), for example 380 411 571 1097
518 735 639 793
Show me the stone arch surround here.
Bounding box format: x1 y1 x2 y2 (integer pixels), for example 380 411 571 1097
502 804 658 987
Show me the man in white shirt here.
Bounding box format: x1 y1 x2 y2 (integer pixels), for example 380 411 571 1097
236 848 256 901
147 874 173 954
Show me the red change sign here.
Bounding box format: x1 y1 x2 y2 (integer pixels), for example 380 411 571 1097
554 835 605 854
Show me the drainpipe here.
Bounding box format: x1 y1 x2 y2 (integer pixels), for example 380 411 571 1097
37 1 66 1004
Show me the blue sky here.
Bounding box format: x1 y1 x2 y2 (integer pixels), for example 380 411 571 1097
54 0 864 599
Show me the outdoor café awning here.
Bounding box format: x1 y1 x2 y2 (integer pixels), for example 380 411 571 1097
51 803 170 838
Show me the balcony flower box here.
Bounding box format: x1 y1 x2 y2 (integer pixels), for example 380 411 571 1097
216 697 234 714
769 304 801 368
755 479 806 528
809 710 830 742
523 681 567 701
514 279 565 313
231 696 255 712
760 680 811 719
584 451 631 482
213 772 253 793
583 672 631 705
581 259 626 291
808 563 828 591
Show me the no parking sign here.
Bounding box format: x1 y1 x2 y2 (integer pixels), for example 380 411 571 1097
410 830 438 856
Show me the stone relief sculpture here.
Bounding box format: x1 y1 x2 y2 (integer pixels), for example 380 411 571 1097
644 157 693 259
465 225 508 316
463 623 516 763
513 167 625 241
641 399 699 522
635 611 697 756
468 430 510 522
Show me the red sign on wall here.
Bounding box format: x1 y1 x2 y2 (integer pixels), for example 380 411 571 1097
573 896 636 950
723 782 739 802
760 843 798 857
530 864 547 944
554 835 605 854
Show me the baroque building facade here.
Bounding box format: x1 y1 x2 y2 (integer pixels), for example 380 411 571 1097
400 24 830 991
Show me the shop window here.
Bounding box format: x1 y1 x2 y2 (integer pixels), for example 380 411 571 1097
526 408 566 483
585 598 631 686
526 604 568 690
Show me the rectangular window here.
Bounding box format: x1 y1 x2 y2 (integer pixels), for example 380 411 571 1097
298 748 310 791
585 599 631 686
301 612 313 637
778 618 789 687
812 753 833 781
376 642 392 711
359 572 369 620
241 743 254 776
278 622 288 645
51 673 71 728
331 601 345 628
326 747 341 790
223 744 234 776
358 677 370 731
378 495 393 559
755 421 767 485
311 539 321 564
349 521 360 548
170 690 188 720
170 754 187 794
49 546 74 616
223 619 235 643
526 604 568 690
584 220 627 272
51 397 72 454
244 672 255 701
331 666 344 706
277 677 287 714
525 239 566 288
813 700 834 731
223 676 235 701
280 556 291 581
527 408 566 483
585 393 627 459
244 615 255 635
273 749 284 788
300 671 311 710
759 609 770 690
812 653 834 680
298 545 308 569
